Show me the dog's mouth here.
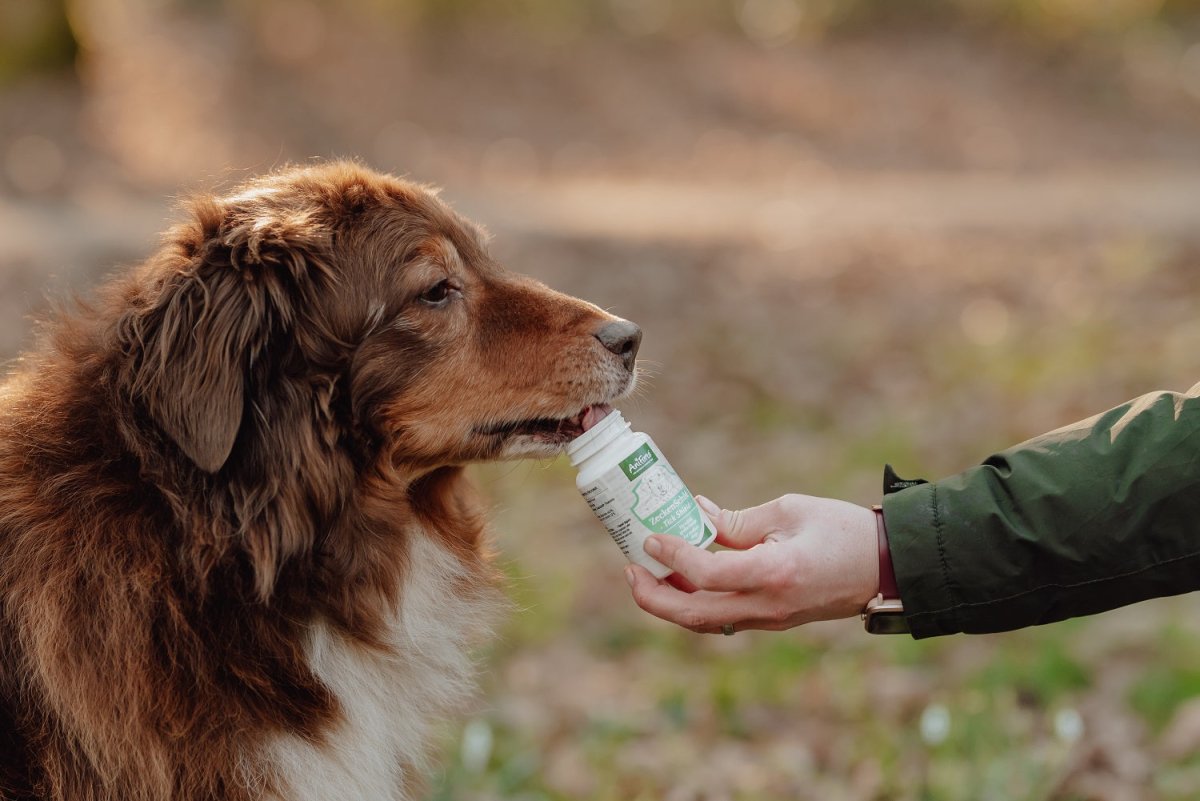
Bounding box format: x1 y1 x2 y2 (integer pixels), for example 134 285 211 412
478 403 612 443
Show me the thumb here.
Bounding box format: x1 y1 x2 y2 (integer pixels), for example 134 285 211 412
697 495 786 550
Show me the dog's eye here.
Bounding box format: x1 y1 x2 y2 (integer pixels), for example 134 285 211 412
418 279 458 307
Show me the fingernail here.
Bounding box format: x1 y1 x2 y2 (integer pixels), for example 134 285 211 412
643 537 662 557
624 566 636 588
695 495 721 519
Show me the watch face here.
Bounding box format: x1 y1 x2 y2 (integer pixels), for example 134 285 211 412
866 611 910 635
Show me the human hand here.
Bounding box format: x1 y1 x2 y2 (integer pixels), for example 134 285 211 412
625 494 879 634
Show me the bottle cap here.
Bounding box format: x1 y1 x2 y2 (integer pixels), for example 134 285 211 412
566 408 627 466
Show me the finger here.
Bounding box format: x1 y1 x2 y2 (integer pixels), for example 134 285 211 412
700 495 799 550
665 570 699 593
643 535 765 592
625 565 767 631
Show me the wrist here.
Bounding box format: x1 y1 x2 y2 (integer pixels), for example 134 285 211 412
829 501 886 619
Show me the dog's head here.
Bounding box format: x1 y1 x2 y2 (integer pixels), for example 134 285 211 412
116 161 638 479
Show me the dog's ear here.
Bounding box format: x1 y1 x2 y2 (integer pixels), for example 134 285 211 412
132 267 265 473
120 196 329 473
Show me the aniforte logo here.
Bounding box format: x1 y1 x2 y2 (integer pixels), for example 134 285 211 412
619 443 658 481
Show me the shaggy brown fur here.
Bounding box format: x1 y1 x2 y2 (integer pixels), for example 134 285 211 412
0 162 639 800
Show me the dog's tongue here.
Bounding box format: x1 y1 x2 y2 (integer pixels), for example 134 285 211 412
581 404 612 432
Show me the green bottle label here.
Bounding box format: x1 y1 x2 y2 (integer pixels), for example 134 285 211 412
618 443 658 481
630 463 712 546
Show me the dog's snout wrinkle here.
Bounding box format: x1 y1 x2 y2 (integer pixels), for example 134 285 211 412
594 320 642 373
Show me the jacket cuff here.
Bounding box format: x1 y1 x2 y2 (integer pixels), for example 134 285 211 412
881 482 962 639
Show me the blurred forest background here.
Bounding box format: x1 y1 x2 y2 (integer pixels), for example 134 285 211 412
3 1 1200 799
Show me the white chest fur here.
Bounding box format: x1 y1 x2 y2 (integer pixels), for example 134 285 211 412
266 535 501 801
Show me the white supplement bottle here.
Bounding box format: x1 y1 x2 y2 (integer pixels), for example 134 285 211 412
567 406 716 578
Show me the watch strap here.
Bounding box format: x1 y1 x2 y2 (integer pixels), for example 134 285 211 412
863 504 909 634
873 504 899 600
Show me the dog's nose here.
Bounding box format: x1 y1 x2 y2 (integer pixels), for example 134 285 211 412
594 320 642 372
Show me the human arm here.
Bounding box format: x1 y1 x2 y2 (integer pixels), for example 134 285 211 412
626 383 1200 638
888 383 1200 638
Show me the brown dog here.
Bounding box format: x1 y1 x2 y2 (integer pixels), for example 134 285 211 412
0 162 640 801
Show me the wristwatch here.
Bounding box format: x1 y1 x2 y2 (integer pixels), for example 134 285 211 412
862 504 909 634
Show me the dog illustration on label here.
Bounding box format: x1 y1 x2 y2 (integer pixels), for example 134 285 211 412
631 463 707 544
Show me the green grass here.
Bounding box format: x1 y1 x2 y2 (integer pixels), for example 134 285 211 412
1130 666 1200 732
970 640 1091 707
1128 623 1200 732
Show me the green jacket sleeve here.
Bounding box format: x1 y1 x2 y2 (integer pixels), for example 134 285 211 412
883 382 1200 639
